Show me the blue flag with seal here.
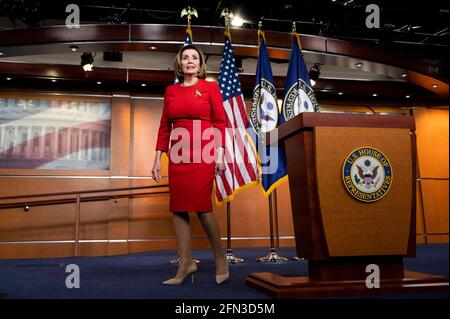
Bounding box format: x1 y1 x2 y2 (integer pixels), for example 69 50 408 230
280 32 318 124
249 30 288 196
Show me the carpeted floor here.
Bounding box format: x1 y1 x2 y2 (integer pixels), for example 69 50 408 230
0 244 448 299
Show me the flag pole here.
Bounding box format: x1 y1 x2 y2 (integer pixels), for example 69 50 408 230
256 19 287 263
225 201 244 263
220 7 244 264
290 21 306 262
258 190 288 262
169 5 200 266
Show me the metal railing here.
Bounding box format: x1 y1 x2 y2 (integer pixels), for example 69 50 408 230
0 177 448 255
416 177 449 243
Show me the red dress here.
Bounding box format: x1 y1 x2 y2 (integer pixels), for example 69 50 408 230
155 79 226 212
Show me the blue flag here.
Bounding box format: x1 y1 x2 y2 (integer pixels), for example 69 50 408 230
281 32 318 123
249 31 288 196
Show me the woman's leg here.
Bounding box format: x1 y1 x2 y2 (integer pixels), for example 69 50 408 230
197 212 228 276
172 212 194 277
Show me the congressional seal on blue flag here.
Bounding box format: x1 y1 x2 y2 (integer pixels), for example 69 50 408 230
281 32 318 124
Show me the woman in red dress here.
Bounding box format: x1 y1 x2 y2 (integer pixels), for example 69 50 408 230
152 44 229 285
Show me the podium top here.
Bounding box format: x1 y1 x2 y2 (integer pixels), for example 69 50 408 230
273 112 415 142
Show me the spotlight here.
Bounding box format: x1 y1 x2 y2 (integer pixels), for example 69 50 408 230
149 46 157 50
96 81 102 85
231 15 244 27
309 63 321 87
432 84 438 88
51 79 57 83
372 93 378 97
0 52 4 56
81 52 94 72
6 77 12 81
356 62 364 68
141 83 147 87
338 92 344 95
70 45 79 52
401 73 408 78
405 95 411 99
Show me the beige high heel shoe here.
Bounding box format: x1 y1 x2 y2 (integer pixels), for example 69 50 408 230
215 257 229 285
162 262 197 285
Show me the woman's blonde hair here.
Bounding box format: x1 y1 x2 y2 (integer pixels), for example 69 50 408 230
174 44 207 82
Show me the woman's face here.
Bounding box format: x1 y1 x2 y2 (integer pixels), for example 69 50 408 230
181 48 201 77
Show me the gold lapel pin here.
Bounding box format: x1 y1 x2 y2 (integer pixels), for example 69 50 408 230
195 90 202 97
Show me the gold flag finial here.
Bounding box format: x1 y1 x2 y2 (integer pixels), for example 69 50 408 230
180 6 198 29
220 8 234 33
258 20 263 31
292 21 296 33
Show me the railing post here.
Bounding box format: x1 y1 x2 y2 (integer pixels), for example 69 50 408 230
75 194 81 257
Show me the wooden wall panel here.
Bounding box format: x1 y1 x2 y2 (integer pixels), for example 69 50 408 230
414 108 449 243
0 203 75 241
1 94 447 259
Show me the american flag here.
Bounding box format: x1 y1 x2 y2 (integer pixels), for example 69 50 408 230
215 33 258 203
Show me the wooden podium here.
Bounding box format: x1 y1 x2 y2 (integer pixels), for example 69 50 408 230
246 112 448 298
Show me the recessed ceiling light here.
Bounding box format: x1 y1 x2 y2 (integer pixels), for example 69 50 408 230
405 95 411 98
372 93 378 97
6 76 12 81
356 62 364 68
51 79 57 82
432 84 438 88
338 92 344 95
96 81 102 85
401 73 408 78
70 45 79 52
0 52 4 56
149 46 157 50
141 83 147 87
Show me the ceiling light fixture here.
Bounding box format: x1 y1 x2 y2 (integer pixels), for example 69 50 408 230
70 45 79 52
81 52 94 72
356 62 364 68
309 63 321 87
432 84 438 88
6 76 12 81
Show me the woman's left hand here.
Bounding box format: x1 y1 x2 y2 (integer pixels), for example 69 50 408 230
215 162 226 176
215 147 226 175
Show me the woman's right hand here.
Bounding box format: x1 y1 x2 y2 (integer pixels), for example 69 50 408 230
152 152 162 183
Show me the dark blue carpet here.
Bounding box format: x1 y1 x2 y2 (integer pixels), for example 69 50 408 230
0 244 448 299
